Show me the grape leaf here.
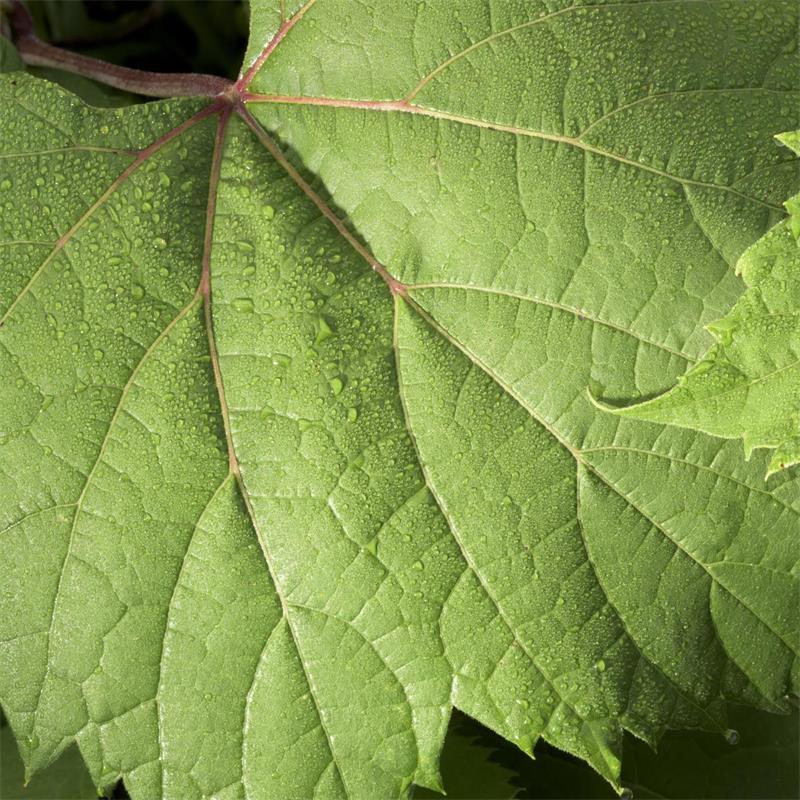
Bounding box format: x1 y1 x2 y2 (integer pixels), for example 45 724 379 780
0 2 798 799
603 131 800 476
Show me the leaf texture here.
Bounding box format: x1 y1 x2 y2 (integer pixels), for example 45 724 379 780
607 131 800 475
0 2 798 798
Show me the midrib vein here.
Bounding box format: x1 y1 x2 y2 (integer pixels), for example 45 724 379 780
244 95 785 211
391 297 618 770
200 109 352 799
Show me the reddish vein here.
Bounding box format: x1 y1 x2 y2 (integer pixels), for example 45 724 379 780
198 108 242 475
236 0 319 90
238 105 406 295
0 100 223 327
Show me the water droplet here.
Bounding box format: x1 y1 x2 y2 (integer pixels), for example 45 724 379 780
315 316 335 345
263 205 275 220
131 284 145 301
329 377 344 396
153 237 167 250
233 298 254 313
347 407 358 422
0 178 13 190
725 728 739 745
364 538 377 556
412 560 424 571
596 659 606 673
159 172 171 188
236 240 255 253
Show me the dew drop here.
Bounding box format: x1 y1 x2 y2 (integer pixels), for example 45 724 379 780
233 298 254 313
153 237 168 250
131 284 145 301
314 316 335 345
724 728 739 745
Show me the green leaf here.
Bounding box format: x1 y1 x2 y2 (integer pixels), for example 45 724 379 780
0 2 798 798
604 131 800 476
1 726 99 799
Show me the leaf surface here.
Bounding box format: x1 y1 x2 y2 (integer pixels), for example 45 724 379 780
607 131 800 475
0 2 798 798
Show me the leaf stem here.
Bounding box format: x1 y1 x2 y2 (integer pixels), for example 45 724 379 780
6 0 231 98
